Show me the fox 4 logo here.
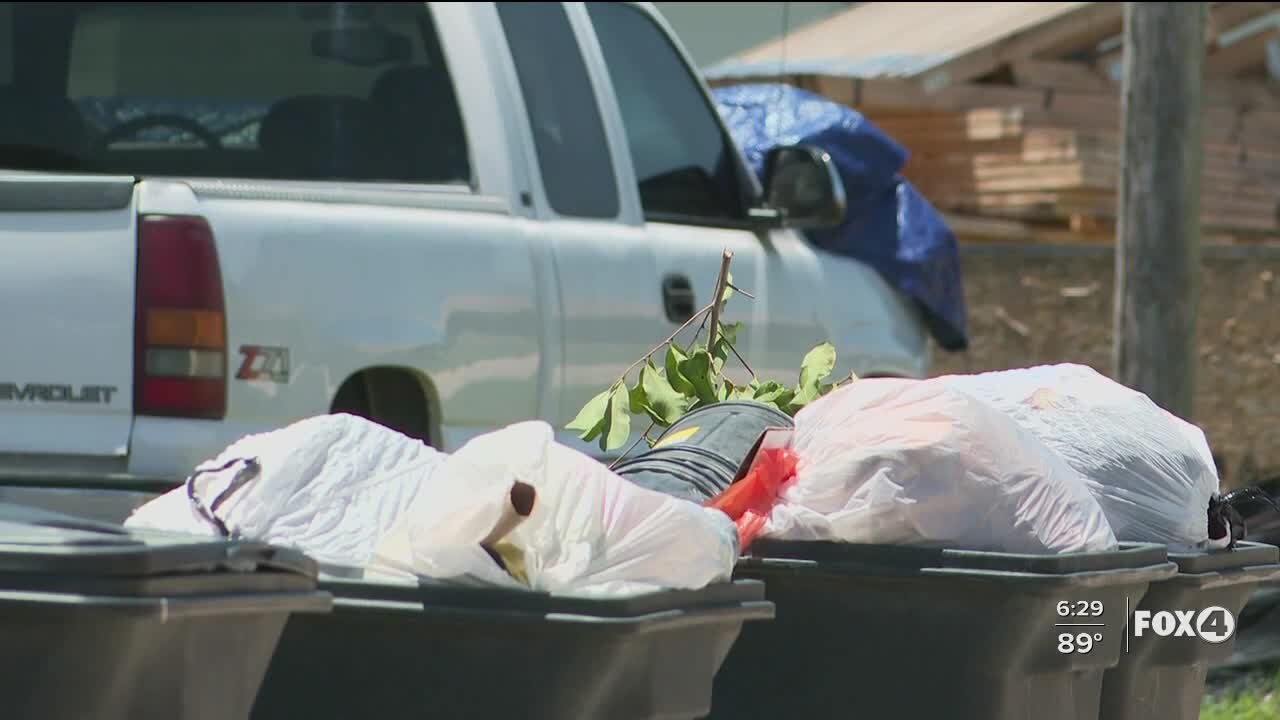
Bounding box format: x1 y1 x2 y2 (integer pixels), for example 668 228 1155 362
1132 606 1236 644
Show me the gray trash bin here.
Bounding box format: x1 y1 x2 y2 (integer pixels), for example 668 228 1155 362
0 502 332 720
252 570 774 720
1099 541 1280 720
709 539 1177 720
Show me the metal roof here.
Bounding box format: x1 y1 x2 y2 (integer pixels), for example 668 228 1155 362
704 2 1095 81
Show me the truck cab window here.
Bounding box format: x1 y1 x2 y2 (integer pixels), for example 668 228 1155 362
497 2 619 219
0 4 11 86
2 2 469 184
585 2 745 224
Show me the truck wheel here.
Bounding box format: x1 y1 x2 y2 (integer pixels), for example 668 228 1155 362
331 368 433 446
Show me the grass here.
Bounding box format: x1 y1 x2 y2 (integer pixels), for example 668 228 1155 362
1203 665 1280 720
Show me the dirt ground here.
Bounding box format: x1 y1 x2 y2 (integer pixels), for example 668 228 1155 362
928 242 1280 490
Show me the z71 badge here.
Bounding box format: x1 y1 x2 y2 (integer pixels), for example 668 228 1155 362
236 345 290 383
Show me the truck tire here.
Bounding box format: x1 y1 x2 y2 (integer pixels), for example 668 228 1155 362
331 368 433 446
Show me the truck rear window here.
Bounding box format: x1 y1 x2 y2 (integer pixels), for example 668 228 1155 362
0 2 470 185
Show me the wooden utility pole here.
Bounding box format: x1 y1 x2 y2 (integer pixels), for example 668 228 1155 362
1114 1 1207 420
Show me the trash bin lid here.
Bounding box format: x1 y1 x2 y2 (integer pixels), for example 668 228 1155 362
1168 540 1280 574
317 561 772 623
0 501 317 579
745 539 1173 578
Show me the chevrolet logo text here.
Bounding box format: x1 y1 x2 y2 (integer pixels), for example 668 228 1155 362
0 383 119 405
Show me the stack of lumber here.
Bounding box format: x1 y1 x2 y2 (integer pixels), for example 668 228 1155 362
868 98 1280 239
710 71 1280 244
705 2 1280 244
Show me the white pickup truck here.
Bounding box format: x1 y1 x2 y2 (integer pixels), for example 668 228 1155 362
0 1 930 514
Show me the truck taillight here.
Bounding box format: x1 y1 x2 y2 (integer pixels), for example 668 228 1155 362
134 215 227 419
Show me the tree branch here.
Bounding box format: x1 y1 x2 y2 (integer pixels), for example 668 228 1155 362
724 336 756 380
616 302 714 386
690 304 711 346
609 420 657 469
707 249 734 350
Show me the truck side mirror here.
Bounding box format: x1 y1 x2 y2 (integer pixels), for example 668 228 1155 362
760 145 846 230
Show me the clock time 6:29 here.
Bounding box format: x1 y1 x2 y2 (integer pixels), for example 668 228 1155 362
1057 600 1104 617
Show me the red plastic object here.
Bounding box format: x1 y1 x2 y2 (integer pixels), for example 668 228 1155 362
705 447 798 552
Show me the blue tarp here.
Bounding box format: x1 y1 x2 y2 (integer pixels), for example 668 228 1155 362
712 83 969 352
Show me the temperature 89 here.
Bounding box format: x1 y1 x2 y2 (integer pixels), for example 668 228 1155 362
1058 632 1103 654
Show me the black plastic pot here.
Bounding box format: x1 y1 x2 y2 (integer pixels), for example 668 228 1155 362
615 400 793 503
0 502 332 720
708 540 1177 720
1099 541 1280 720
252 572 775 720
1223 482 1280 546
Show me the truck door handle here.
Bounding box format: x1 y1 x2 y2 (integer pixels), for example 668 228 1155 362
662 274 696 323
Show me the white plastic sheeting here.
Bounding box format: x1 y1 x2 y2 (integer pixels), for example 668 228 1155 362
125 415 737 598
367 421 739 598
938 364 1220 548
124 413 444 567
764 378 1120 554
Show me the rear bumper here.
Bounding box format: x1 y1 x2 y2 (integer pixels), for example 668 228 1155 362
127 415 278 479
0 417 278 524
0 467 177 492
0 481 164 525
0 457 177 525
0 416 284 523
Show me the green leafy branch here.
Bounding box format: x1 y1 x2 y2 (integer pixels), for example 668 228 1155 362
566 249 856 457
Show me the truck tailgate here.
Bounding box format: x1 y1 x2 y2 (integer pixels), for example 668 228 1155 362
0 174 137 459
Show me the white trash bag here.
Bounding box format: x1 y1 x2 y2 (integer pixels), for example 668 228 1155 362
124 413 446 568
938 364 1220 548
367 421 739 598
127 415 738 598
765 378 1118 554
